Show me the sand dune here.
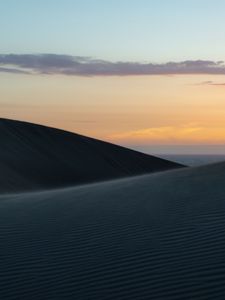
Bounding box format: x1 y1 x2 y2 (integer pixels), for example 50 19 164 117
0 118 182 193
1 162 225 299
1 119 225 299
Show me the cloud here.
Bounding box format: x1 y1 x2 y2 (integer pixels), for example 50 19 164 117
109 124 203 142
0 66 30 74
1 54 225 76
200 80 225 86
108 124 225 144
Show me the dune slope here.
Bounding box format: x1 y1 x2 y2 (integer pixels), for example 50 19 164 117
1 162 225 299
0 118 182 193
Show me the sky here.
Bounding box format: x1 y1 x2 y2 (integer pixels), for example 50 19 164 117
1 0 225 154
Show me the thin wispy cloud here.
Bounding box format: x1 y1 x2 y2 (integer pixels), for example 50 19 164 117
0 66 30 74
108 124 225 144
1 54 225 77
199 80 225 86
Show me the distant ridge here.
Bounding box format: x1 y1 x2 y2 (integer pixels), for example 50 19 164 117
0 118 183 193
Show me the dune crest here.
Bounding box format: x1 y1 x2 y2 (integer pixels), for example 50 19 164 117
0 118 183 193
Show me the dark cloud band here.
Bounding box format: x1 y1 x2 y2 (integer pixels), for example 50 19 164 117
0 54 225 76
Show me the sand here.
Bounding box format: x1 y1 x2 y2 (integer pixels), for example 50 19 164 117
1 119 225 299
0 118 182 193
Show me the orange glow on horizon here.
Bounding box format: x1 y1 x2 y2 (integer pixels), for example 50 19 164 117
107 124 225 145
1 74 225 147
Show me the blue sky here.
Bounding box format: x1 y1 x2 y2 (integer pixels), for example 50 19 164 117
1 0 225 62
1 0 225 154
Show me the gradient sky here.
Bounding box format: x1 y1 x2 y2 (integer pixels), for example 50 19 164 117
1 0 225 154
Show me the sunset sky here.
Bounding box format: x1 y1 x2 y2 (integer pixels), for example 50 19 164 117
1 0 225 154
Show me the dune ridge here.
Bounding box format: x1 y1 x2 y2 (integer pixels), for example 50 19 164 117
0 118 183 193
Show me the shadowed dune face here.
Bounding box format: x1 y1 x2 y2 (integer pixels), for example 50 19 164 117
0 118 183 193
1 163 225 299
